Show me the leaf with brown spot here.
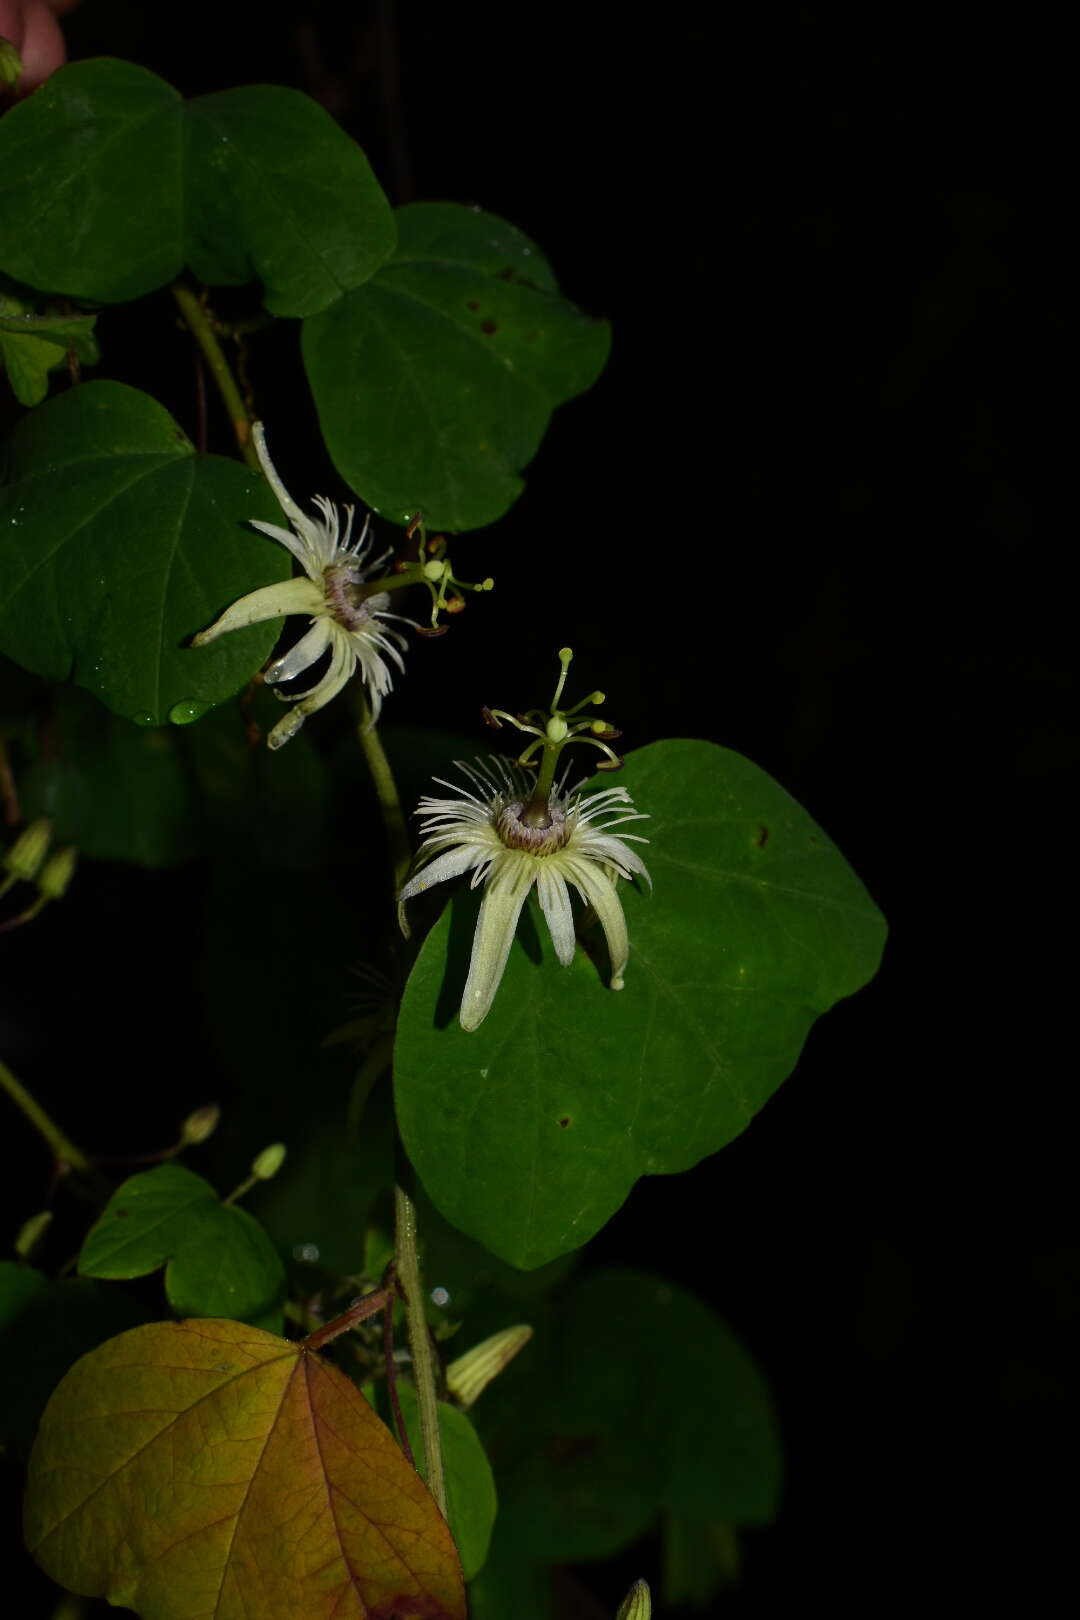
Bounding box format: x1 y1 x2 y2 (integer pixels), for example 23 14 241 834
23 1318 465 1620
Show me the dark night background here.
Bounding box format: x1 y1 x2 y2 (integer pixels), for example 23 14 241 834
2 2 1073 1612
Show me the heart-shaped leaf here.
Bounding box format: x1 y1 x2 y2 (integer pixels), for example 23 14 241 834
184 86 396 316
303 202 611 530
79 1163 286 1330
24 1318 466 1619
394 739 887 1267
0 380 289 726
472 1269 779 1569
0 59 183 303
0 59 395 313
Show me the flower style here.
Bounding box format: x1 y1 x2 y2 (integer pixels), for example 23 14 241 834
398 758 650 1032
191 422 408 749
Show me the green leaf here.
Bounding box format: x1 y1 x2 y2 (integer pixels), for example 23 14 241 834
395 738 887 1268
0 321 64 407
19 686 200 867
78 1163 286 1330
0 1261 148 1459
0 60 395 313
662 1513 740 1607
0 291 98 408
184 86 396 316
0 381 290 726
0 60 184 303
396 1385 497 1581
0 308 100 362
473 1269 780 1567
303 202 611 530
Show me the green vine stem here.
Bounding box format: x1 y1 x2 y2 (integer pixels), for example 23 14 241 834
170 282 260 473
355 697 413 893
0 1057 91 1174
351 694 447 1514
394 1182 448 1517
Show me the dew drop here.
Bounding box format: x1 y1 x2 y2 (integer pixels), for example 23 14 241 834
430 1286 451 1307
131 712 154 727
168 698 207 726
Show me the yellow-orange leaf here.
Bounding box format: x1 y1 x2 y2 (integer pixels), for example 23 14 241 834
24 1318 465 1620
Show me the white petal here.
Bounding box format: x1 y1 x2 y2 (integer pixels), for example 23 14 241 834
460 857 536 1032
265 619 332 685
562 855 630 990
191 577 323 644
252 423 335 572
249 519 324 580
253 423 310 528
266 633 354 749
536 865 576 966
398 841 486 904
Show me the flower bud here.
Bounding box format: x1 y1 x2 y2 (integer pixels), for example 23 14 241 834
445 1324 533 1409
3 819 52 883
0 37 22 92
615 1579 651 1620
251 1142 286 1181
180 1104 221 1147
15 1210 53 1260
37 845 77 899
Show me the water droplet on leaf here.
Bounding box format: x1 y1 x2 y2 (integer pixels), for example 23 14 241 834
131 712 154 727
168 699 207 726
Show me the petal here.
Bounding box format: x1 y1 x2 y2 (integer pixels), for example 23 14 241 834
252 422 335 571
536 865 576 966
252 422 310 529
190 578 323 644
249 520 324 579
265 618 333 685
398 841 486 904
562 855 630 990
460 857 536 1032
266 633 354 750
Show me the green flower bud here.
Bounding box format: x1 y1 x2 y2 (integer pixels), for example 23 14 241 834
15 1210 53 1260
615 1578 651 1620
37 845 77 900
180 1104 221 1147
0 37 22 92
445 1324 533 1409
251 1142 286 1181
3 819 52 883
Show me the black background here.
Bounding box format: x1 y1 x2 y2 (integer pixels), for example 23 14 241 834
2 2 1074 1612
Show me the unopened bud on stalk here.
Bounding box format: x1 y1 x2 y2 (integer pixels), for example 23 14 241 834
445 1324 533 1408
37 845 77 900
15 1210 53 1260
180 1104 221 1147
251 1142 286 1181
615 1578 651 1620
3 820 51 883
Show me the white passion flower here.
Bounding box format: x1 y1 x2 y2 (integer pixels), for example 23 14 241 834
398 758 651 1032
191 422 409 749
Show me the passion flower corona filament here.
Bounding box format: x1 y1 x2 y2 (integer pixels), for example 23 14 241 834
398 756 650 1032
